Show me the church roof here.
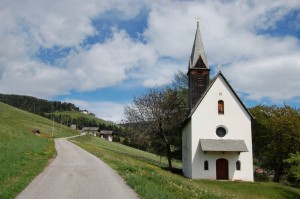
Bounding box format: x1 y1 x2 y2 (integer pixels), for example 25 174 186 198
187 71 253 120
189 22 209 69
200 139 249 152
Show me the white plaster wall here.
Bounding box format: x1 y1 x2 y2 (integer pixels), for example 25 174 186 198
182 120 192 178
190 75 253 181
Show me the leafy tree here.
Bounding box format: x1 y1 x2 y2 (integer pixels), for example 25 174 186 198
250 105 300 182
284 152 300 186
172 70 188 106
123 88 186 169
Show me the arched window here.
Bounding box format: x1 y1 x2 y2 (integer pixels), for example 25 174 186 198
236 161 241 171
204 161 209 170
218 100 224 114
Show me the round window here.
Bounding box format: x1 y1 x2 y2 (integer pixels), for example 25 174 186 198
216 127 226 137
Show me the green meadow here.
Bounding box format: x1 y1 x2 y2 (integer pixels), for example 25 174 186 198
70 135 300 199
0 102 78 199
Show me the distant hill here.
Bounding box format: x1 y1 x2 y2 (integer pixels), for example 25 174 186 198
0 93 122 132
0 93 80 116
47 111 123 132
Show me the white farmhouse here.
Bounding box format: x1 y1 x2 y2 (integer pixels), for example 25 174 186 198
182 22 254 181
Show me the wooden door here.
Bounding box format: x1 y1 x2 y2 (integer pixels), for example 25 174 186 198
216 158 228 180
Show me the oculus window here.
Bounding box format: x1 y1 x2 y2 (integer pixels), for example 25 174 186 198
216 127 226 137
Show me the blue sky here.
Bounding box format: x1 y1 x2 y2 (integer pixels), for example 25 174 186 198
1 0 300 122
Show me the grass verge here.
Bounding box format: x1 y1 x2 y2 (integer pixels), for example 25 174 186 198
0 102 79 199
70 135 300 199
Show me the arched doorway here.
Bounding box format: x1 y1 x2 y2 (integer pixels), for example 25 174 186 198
216 158 228 180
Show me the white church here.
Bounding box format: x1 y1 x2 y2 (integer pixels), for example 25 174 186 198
182 22 254 181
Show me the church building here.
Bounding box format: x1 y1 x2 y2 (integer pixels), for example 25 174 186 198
181 22 254 181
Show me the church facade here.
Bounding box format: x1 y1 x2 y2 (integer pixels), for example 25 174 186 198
182 22 254 181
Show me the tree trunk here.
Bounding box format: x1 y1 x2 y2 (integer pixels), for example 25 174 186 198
273 167 281 182
166 143 172 170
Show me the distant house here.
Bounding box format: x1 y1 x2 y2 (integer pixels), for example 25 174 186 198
70 124 77 130
81 110 89 114
99 130 113 141
81 127 99 136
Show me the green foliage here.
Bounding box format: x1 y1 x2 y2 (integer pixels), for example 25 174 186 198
171 70 188 107
112 136 121 142
123 71 188 168
123 87 187 169
254 172 270 182
45 111 123 132
70 135 300 199
284 152 300 186
0 102 79 198
0 93 79 115
250 105 300 182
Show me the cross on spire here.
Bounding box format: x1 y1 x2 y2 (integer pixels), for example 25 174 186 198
196 16 201 26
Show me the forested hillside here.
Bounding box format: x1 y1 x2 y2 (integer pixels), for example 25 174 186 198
0 94 79 116
47 111 124 133
0 94 121 132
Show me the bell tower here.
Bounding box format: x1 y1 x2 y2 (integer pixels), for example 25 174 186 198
188 20 210 112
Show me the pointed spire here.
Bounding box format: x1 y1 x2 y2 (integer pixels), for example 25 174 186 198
189 20 209 69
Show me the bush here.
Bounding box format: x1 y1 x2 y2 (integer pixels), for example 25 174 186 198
254 171 270 182
284 152 300 187
112 136 121 143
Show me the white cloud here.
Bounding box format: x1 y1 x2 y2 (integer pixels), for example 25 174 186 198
0 60 73 98
64 28 158 91
223 52 300 102
0 0 300 109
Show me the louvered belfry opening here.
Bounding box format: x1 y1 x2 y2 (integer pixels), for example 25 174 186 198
189 68 210 111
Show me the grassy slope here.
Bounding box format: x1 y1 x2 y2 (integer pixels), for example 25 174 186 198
0 102 79 199
70 135 300 199
50 111 120 127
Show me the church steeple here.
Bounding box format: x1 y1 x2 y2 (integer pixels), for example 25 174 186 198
189 20 209 69
188 20 210 112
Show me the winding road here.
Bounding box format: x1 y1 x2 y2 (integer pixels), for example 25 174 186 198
16 137 139 199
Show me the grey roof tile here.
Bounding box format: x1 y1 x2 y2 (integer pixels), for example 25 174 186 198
200 139 248 152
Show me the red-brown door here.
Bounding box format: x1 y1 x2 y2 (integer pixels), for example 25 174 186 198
216 158 229 180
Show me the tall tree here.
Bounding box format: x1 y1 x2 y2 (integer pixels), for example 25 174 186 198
123 88 186 169
251 105 300 182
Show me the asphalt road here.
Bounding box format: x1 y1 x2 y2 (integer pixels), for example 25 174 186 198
16 138 139 199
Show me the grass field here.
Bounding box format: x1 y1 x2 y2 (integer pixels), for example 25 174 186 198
70 135 300 199
0 102 79 199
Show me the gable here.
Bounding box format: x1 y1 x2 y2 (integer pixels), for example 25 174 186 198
188 72 252 120
187 72 252 141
